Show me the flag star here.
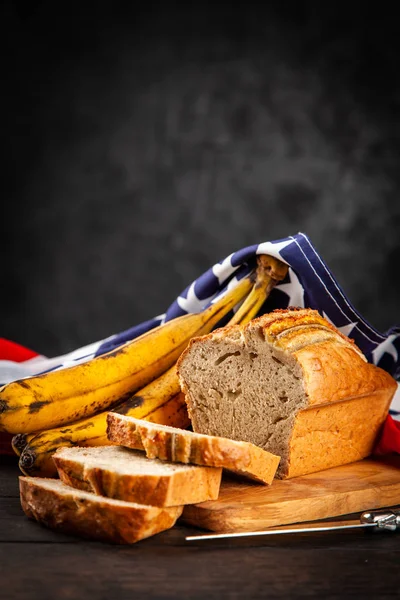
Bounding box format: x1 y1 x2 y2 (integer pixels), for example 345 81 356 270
322 312 358 337
372 334 399 365
337 323 358 336
155 313 166 325
177 282 214 314
256 239 293 263
212 254 238 284
276 268 305 308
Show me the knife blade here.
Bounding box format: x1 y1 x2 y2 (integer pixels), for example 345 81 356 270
185 508 400 541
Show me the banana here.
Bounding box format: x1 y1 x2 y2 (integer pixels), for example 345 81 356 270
1 272 253 435
230 254 288 325
145 392 190 428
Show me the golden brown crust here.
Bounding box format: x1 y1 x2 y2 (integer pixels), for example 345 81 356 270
285 389 393 478
246 308 366 359
107 413 280 485
19 476 182 544
53 450 222 507
293 342 397 408
251 307 336 334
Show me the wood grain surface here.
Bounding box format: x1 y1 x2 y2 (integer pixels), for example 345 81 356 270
1 455 400 600
183 456 400 532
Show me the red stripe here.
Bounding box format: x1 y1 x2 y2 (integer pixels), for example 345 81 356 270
0 338 39 362
374 415 400 455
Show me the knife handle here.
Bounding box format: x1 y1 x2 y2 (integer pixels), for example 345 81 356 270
360 509 400 531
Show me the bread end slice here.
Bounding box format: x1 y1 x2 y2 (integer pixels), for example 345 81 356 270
19 476 182 544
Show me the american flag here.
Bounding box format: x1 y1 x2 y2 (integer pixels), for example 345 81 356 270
1 232 399 454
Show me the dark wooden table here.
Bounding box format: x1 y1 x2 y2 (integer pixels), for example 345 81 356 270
1 455 400 600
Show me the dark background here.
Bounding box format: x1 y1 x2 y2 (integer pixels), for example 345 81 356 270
2 1 399 357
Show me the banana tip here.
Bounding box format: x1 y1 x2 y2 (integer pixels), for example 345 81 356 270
12 434 28 454
19 448 37 473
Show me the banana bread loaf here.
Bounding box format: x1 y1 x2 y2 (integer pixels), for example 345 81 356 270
177 308 397 478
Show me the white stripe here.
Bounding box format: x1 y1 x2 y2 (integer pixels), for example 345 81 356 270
300 234 386 341
390 382 400 414
0 337 110 384
292 236 383 346
0 359 47 383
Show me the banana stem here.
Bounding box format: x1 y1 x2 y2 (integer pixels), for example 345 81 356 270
229 255 288 326
11 434 27 457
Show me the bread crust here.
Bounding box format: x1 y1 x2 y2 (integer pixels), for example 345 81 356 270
177 308 397 478
286 389 393 477
107 413 280 485
19 476 182 544
53 448 222 506
294 341 396 407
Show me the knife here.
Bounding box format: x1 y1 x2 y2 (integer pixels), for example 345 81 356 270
185 508 400 541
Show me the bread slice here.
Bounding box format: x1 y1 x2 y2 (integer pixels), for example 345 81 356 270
176 307 397 478
19 476 183 544
107 413 280 484
53 445 222 506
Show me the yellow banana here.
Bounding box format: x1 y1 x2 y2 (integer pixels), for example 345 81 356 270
145 392 190 428
230 254 288 325
1 272 253 435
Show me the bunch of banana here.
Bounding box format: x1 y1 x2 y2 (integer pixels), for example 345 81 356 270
0 271 254 435
11 255 288 477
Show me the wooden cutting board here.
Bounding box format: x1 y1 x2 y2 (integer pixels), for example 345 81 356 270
182 456 400 532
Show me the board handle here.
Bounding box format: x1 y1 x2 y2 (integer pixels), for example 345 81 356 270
361 509 400 531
